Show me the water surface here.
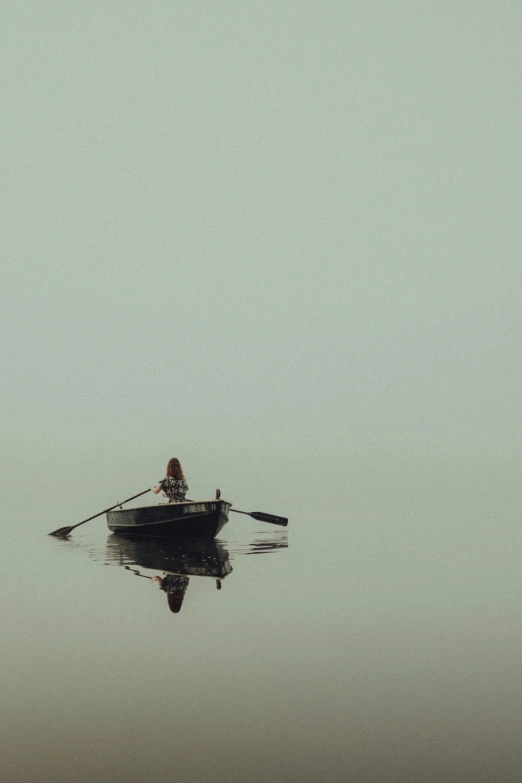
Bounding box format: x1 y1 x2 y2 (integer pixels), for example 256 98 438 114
3 479 522 783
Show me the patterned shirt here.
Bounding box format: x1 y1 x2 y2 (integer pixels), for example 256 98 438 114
160 476 189 502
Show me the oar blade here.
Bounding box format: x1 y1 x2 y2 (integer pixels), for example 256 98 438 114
249 511 288 527
49 526 73 537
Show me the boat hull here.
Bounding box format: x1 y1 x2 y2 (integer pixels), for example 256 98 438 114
106 500 230 538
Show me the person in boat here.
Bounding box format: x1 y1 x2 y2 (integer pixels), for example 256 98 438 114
150 457 189 503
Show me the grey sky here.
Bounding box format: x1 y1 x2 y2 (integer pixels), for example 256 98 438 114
2 2 521 505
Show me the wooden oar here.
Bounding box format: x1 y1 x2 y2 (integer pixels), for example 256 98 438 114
230 508 288 527
48 489 151 537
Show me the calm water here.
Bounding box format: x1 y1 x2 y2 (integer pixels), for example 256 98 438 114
3 468 522 783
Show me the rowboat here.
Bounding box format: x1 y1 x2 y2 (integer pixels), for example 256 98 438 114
106 498 231 538
49 488 286 540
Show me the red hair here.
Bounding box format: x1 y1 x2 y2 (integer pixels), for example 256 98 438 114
166 458 184 480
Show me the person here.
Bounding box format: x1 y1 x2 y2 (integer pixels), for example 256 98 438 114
150 457 189 503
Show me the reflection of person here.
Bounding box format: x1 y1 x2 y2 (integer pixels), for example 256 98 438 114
151 574 190 613
150 458 189 503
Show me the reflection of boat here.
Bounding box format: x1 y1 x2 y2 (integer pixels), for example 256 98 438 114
106 535 233 614
105 534 233 580
106 499 231 538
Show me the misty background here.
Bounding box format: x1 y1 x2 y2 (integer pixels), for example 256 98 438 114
1 0 521 534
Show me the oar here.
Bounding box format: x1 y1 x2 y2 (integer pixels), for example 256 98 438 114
230 508 288 527
48 489 151 537
187 498 288 528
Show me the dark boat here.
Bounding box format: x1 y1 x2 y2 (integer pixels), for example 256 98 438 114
106 498 231 537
